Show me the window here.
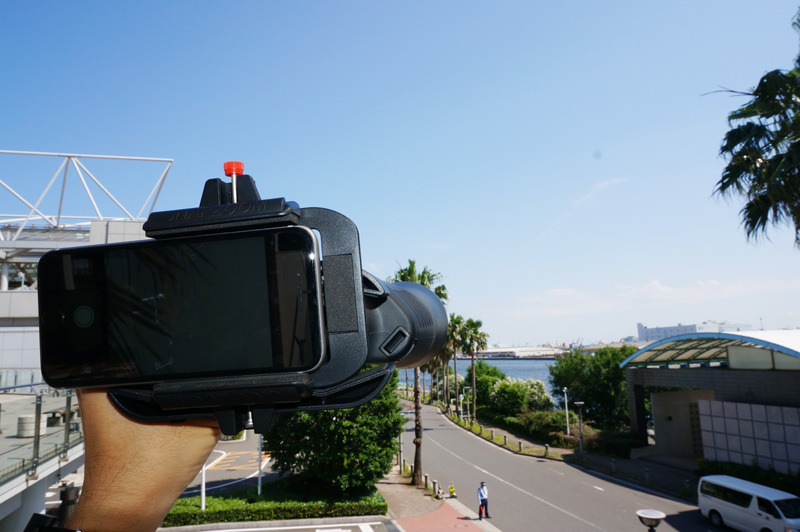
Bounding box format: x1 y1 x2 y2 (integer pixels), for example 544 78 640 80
700 481 752 508
757 497 779 519
775 498 800 519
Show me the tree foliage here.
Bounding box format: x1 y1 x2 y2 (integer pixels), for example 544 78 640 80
464 359 503 410
490 378 555 415
263 371 405 495
717 11 800 246
548 345 636 430
460 318 489 420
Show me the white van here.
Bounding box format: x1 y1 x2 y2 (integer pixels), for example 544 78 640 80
698 475 800 532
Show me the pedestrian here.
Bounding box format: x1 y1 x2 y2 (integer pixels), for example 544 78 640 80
477 481 490 520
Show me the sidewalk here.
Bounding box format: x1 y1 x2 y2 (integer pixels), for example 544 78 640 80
376 463 500 532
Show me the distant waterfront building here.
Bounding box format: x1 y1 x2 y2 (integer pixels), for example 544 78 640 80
470 345 564 359
636 321 752 342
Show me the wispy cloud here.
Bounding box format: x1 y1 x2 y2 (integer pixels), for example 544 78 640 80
509 278 800 318
537 178 625 240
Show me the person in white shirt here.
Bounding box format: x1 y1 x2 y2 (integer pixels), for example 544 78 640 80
477 481 490 520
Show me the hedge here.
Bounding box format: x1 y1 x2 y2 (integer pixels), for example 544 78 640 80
164 483 388 527
697 459 800 496
473 406 642 458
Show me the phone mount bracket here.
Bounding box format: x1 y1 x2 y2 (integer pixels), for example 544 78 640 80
107 173 395 434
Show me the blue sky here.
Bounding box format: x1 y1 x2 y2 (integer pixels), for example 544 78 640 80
2 2 800 346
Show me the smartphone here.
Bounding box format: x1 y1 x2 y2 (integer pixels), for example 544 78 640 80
38 226 326 388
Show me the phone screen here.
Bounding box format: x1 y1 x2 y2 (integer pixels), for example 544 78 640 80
38 227 325 387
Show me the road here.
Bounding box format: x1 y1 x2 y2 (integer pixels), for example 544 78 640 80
401 402 710 532
183 431 279 496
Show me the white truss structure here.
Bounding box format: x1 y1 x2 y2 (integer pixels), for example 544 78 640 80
0 150 172 238
0 150 172 288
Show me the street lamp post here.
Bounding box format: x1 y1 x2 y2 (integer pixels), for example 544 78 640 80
636 509 666 531
575 401 584 456
562 387 569 436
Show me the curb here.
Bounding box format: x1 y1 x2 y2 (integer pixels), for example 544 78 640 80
157 514 397 531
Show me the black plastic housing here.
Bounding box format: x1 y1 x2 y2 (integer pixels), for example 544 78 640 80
70 174 450 434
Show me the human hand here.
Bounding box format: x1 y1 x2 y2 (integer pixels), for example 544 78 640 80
67 389 220 532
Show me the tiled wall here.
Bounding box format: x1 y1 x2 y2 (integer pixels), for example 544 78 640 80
699 399 800 475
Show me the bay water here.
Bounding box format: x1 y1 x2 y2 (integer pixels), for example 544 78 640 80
399 357 556 393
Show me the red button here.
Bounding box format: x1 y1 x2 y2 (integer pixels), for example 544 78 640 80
224 161 244 177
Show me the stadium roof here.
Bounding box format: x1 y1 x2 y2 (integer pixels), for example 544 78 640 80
619 330 800 369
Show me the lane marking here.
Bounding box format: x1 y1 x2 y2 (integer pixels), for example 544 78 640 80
428 435 606 531
206 448 227 468
207 451 270 470
183 451 272 495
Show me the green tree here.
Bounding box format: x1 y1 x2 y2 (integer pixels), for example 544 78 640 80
465 359 504 410
459 318 488 421
524 378 556 411
390 259 447 486
490 378 528 416
264 370 405 495
717 11 800 246
445 314 465 416
548 345 636 430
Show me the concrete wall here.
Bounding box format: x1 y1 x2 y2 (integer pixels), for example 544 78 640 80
626 366 800 473
627 367 800 415
88 219 146 244
699 400 800 475
651 389 714 458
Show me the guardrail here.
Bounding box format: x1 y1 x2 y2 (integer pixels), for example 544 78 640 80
0 385 83 486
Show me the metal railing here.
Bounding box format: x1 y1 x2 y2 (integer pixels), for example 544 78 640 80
0 384 83 486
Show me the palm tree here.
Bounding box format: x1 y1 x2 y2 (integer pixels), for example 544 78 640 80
390 259 447 487
444 314 465 416
717 12 800 246
460 318 488 422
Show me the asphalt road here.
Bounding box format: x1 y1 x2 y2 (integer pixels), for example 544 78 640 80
401 402 711 532
183 431 279 497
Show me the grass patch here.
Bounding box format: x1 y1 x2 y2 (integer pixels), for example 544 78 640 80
164 480 387 527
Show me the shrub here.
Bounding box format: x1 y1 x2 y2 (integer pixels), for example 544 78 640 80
585 430 643 458
165 483 387 527
525 379 556 411
490 378 555 416
490 379 528 415
264 370 404 496
697 459 800 496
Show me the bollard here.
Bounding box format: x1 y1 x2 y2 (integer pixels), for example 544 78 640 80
518 441 523 453
432 479 438 497
424 474 429 489
491 429 495 440
544 444 549 457
403 458 408 474
611 458 616 473
503 435 508 446
58 483 80 526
